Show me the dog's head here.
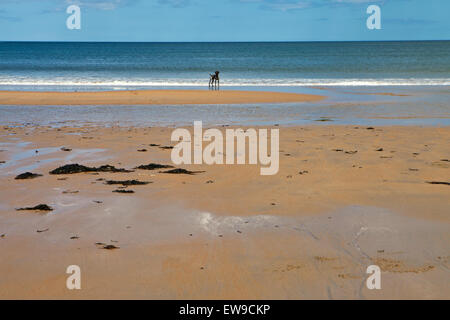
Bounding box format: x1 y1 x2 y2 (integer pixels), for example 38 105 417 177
215 71 220 75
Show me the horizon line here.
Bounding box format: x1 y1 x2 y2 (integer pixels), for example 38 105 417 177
1 39 449 43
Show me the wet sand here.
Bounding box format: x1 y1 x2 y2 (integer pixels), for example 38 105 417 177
0 124 449 299
0 90 324 105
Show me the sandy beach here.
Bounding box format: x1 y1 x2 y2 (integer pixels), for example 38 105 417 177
1 123 449 299
0 90 324 105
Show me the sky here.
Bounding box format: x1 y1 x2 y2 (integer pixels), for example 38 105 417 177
0 0 449 41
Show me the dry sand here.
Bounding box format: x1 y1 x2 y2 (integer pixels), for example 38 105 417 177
0 124 449 299
0 90 324 105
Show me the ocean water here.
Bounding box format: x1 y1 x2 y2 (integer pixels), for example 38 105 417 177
0 41 449 89
1 86 449 127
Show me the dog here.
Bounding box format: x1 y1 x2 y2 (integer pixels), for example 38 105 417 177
209 71 220 88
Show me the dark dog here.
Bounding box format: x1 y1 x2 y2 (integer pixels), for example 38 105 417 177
209 71 220 88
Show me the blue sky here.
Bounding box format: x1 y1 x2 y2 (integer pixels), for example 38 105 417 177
0 0 449 41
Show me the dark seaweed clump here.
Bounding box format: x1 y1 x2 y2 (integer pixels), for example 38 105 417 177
315 118 333 122
102 244 120 250
113 189 135 194
49 164 132 175
161 168 205 175
135 163 174 170
105 180 151 186
15 172 43 180
426 181 450 186
16 204 53 211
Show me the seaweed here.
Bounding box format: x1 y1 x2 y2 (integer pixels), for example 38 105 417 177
105 180 151 186
15 172 43 180
426 181 450 186
135 163 174 170
102 244 119 250
113 189 135 193
161 168 205 175
315 118 333 122
49 163 132 174
62 190 79 194
16 204 53 211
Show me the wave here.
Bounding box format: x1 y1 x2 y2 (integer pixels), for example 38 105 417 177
0 78 449 87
